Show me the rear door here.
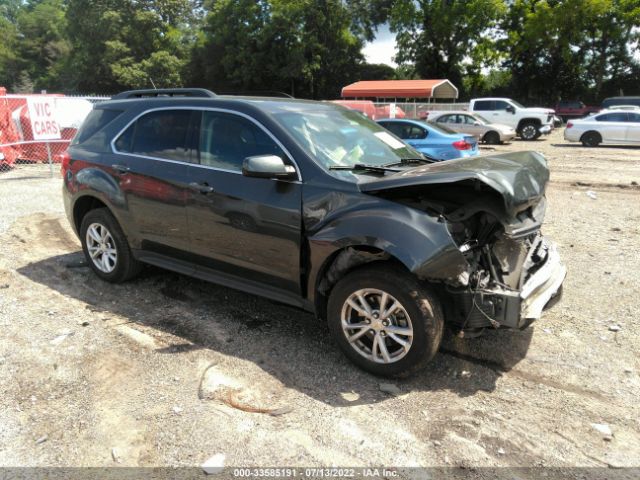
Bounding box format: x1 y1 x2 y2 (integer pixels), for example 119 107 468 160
595 112 628 142
626 112 640 143
185 109 302 294
111 108 197 255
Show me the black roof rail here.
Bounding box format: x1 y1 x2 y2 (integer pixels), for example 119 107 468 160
218 90 294 98
112 88 216 99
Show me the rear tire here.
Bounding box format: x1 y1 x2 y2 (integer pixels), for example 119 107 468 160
80 208 141 283
581 131 602 147
519 122 541 141
483 131 501 145
327 264 444 377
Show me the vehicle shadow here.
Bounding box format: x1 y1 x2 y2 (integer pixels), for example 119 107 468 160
18 251 534 406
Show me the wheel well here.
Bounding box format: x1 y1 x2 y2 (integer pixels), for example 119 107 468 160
517 118 542 131
73 196 108 232
313 245 406 321
580 130 602 142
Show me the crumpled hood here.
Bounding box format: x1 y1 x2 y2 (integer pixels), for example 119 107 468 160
359 151 549 215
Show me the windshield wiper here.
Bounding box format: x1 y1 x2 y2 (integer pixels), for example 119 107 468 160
383 156 436 167
329 163 401 173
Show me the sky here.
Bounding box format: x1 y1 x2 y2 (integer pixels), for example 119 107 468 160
362 24 397 67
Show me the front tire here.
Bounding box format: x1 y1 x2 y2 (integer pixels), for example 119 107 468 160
80 208 141 283
327 264 444 377
519 122 541 141
483 131 501 145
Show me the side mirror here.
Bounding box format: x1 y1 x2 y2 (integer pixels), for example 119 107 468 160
242 155 297 180
473 121 481 126
506 105 516 114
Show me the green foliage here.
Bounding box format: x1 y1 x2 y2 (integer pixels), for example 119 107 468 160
388 0 508 97
502 0 640 103
0 0 638 103
190 0 364 99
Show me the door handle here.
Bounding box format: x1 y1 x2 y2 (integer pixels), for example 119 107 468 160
112 164 130 174
189 182 215 194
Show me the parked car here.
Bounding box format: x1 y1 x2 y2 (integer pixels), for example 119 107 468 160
376 118 478 160
469 97 555 140
564 110 640 147
63 88 566 377
602 96 640 109
553 100 600 122
426 111 516 144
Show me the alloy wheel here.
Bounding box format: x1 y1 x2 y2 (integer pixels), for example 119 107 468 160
340 288 414 364
85 223 117 273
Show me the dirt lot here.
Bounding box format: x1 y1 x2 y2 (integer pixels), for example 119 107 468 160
1 129 639 473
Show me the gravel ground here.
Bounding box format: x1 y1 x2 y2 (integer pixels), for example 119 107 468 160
0 129 639 474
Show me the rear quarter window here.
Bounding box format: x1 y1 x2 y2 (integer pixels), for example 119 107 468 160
71 108 123 145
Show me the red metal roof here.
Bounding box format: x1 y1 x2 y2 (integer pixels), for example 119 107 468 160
341 80 457 99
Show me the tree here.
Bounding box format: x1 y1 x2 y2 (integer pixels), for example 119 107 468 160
388 0 507 96
190 0 365 99
65 0 196 93
501 0 640 104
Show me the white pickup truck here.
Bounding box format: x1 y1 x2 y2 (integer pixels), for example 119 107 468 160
469 98 555 140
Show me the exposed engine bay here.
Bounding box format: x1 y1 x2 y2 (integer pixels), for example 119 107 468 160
375 179 565 335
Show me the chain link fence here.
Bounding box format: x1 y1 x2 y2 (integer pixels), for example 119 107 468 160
0 94 108 179
372 102 470 119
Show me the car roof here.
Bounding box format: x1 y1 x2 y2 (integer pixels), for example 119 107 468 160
428 110 474 116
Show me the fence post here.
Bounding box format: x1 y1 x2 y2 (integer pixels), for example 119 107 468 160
46 142 53 178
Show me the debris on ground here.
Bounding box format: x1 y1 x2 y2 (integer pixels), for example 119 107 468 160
586 190 598 199
379 383 401 395
35 435 48 445
497 448 506 455
172 406 183 414
340 391 360 402
591 423 613 441
609 325 621 332
111 447 121 463
202 453 225 475
49 329 74 346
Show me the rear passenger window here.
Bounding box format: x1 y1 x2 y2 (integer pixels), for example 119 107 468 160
596 113 628 122
473 101 493 111
198 112 284 171
115 110 194 162
628 113 640 123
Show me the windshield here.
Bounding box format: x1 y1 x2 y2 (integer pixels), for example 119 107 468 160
474 114 490 124
274 108 422 170
510 100 525 108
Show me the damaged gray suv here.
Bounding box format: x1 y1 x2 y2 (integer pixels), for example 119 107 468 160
63 89 566 377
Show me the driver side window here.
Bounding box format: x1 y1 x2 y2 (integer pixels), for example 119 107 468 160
198 112 285 171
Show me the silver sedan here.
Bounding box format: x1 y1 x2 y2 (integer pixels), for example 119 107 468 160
427 111 516 144
564 110 640 147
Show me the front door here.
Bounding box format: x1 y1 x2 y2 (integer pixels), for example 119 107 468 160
185 110 302 294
